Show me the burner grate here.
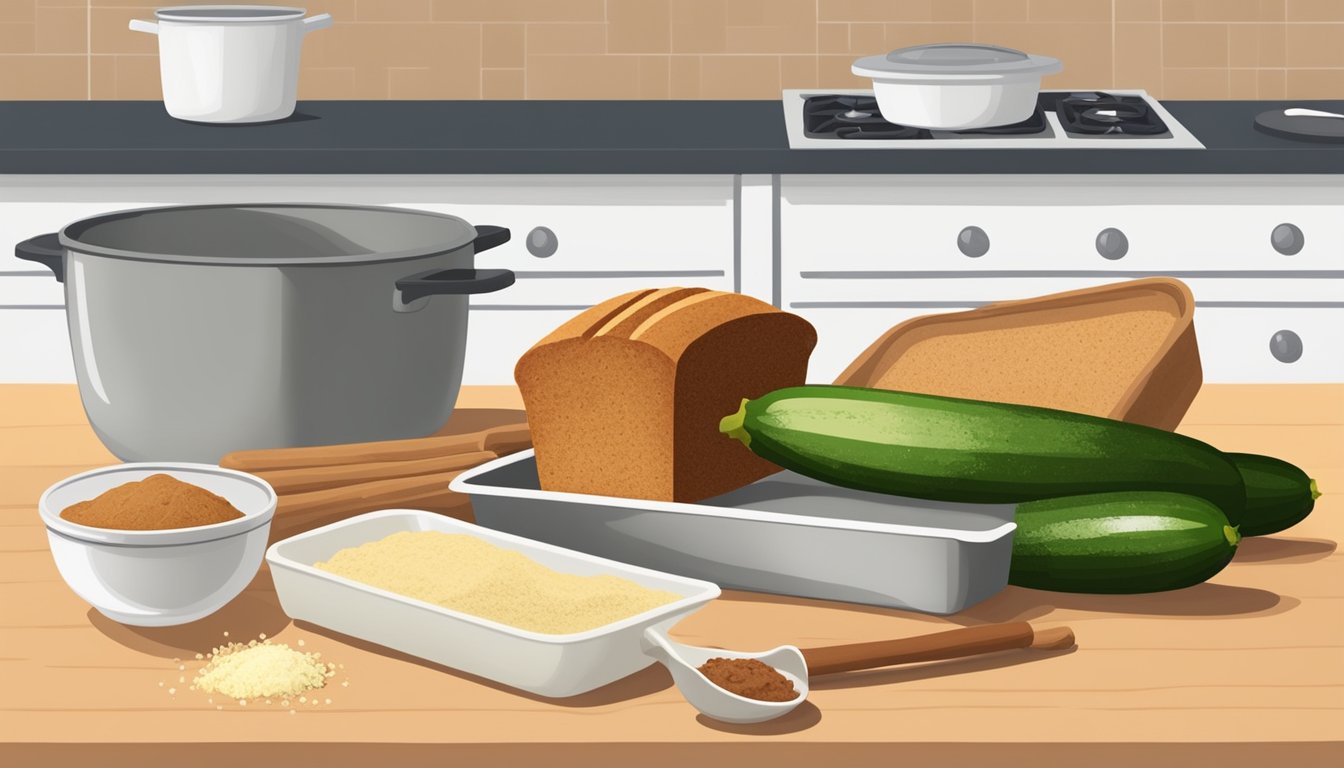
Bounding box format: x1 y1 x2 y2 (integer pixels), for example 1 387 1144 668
804 95 924 139
1052 91 1169 136
802 95 1047 140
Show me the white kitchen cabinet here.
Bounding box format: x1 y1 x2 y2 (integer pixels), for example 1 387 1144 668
778 175 1344 384
0 175 738 384
5 173 1342 386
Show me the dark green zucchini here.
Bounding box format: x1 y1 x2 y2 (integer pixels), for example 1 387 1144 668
1008 492 1240 593
1226 452 1320 536
719 385 1246 522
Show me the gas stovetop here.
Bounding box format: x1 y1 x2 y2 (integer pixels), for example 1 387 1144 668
783 89 1205 149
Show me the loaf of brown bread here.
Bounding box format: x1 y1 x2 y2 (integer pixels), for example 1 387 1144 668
515 287 817 503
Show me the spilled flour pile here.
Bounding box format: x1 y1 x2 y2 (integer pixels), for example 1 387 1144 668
192 637 335 703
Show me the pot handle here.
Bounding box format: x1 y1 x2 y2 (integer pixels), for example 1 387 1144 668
15 233 65 283
396 268 516 304
472 224 511 254
128 19 158 35
303 13 334 33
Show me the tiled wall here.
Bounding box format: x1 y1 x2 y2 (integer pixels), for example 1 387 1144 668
2 0 1341 100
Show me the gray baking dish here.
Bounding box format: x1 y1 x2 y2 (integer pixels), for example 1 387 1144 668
450 450 1016 614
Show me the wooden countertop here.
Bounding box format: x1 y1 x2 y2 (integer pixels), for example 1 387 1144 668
3 385 1341 767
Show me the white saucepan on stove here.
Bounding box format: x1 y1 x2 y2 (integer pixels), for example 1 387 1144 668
130 5 333 124
852 43 1062 130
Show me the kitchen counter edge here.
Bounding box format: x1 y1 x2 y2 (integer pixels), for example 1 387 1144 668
1 100 1342 175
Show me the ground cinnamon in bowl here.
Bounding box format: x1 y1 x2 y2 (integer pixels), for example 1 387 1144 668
60 473 245 531
697 657 800 702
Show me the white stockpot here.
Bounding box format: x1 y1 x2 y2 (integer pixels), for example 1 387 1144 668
130 5 333 124
852 43 1062 130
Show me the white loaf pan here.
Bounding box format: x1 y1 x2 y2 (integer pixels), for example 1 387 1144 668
451 451 1017 615
265 510 719 698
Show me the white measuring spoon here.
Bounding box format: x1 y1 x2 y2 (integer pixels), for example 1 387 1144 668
643 621 1075 724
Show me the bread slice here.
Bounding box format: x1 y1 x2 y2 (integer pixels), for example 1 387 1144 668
834 278 1202 430
515 287 817 502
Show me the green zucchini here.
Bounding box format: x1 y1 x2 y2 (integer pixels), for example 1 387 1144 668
1226 452 1320 537
719 385 1247 522
1008 492 1240 593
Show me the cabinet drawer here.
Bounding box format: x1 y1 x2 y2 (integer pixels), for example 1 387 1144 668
780 176 1344 274
0 275 64 306
791 307 957 385
0 309 74 383
1192 308 1344 384
461 307 588 385
388 178 735 274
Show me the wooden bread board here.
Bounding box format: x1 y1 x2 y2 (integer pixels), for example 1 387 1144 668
834 278 1203 430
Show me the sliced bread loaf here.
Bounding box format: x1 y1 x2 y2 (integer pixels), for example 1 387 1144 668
515 287 817 502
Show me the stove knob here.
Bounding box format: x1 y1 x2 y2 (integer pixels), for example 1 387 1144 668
526 226 558 258
1269 330 1303 364
958 226 990 258
1096 228 1129 260
1271 223 1304 255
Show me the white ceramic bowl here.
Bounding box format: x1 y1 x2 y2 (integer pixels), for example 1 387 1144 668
38 463 277 627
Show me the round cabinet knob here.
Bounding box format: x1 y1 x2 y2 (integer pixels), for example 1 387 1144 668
526 226 558 258
958 226 990 258
1269 330 1303 363
1271 223 1304 255
1096 228 1129 260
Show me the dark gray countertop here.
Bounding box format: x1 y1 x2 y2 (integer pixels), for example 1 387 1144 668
2 100 1342 175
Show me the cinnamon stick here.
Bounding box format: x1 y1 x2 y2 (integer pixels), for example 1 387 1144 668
270 471 471 540
256 451 497 495
481 424 533 455
220 422 530 473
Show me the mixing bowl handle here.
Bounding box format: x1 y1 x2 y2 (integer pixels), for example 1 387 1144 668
15 233 65 283
472 225 511 254
396 268 516 304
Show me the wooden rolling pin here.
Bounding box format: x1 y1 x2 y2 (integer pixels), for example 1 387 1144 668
220 422 531 473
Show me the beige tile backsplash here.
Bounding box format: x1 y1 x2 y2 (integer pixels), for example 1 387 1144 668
1 0 1340 100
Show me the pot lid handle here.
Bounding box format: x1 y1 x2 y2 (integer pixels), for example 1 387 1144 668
886 43 1029 67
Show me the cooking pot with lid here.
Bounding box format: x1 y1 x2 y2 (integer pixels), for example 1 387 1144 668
16 204 514 463
852 43 1063 130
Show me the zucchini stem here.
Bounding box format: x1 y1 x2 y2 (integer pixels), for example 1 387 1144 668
1224 525 1241 548
1310 478 1321 500
719 399 752 448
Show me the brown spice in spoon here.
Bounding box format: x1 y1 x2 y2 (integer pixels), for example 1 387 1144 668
697 657 799 702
